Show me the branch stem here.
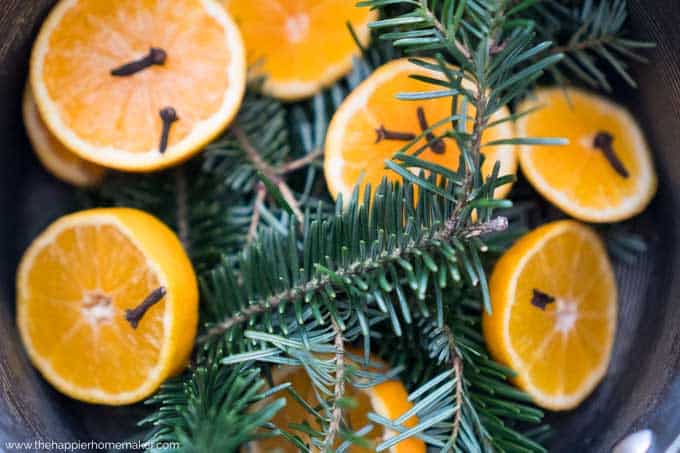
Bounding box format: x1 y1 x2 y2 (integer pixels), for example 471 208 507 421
232 125 304 222
322 321 345 453
443 325 464 448
174 167 190 251
277 148 324 174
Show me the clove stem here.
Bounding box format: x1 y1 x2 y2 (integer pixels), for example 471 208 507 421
159 107 179 154
125 287 166 329
593 131 629 178
416 106 445 154
375 125 417 143
111 47 167 77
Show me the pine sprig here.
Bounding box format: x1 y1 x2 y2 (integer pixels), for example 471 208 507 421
532 0 655 90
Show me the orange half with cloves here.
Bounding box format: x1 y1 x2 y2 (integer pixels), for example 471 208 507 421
30 0 246 172
324 58 518 203
517 87 657 222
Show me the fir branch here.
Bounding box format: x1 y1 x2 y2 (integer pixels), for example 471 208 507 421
199 211 508 344
532 0 655 89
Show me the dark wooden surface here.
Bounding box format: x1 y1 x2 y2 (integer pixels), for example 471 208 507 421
0 1 678 451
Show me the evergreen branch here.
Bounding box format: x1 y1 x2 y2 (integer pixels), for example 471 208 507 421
531 0 655 89
199 211 508 344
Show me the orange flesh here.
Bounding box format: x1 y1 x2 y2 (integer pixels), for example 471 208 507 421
518 88 655 216
22 222 164 393
249 365 424 453
40 0 232 153
325 60 516 201
225 0 375 96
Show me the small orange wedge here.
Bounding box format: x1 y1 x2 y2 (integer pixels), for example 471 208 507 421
23 85 105 187
16 208 198 405
30 0 246 172
517 88 656 222
324 58 517 202
246 359 425 453
483 220 617 410
224 0 377 100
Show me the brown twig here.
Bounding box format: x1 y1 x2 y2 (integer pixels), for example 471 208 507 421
277 148 324 174
443 324 464 448
247 183 267 243
231 125 304 222
174 167 190 251
322 321 346 453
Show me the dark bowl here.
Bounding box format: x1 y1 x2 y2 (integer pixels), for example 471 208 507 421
1 1 679 452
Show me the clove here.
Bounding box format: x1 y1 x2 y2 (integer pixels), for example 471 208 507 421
593 131 629 178
111 47 167 77
416 106 445 154
531 288 555 310
159 107 179 154
375 125 416 143
125 286 166 329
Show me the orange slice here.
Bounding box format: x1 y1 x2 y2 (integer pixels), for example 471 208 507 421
30 0 246 172
16 208 198 405
483 220 617 410
247 359 425 453
224 0 376 100
23 85 105 187
517 87 656 222
324 58 517 202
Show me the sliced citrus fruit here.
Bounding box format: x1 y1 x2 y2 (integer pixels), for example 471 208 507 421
324 58 517 202
23 85 105 187
517 87 656 222
30 0 246 172
224 0 377 100
482 220 617 410
16 208 198 405
247 358 425 453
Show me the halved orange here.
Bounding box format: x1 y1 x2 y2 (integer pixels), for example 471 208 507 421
517 88 656 222
247 359 425 453
23 85 105 187
224 0 377 100
324 58 517 202
483 220 617 410
30 0 246 172
16 208 198 405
